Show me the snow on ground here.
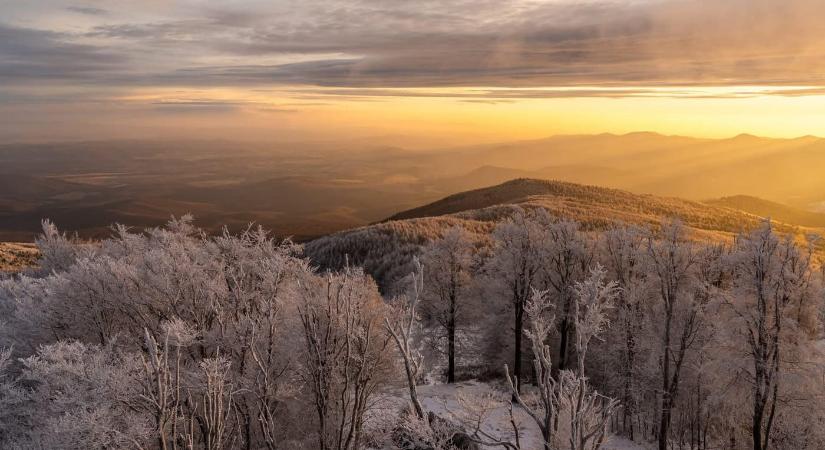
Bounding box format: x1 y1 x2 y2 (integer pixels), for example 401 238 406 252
601 437 651 450
382 381 649 450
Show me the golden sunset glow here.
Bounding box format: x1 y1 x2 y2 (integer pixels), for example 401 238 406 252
99 85 825 143
3 0 825 143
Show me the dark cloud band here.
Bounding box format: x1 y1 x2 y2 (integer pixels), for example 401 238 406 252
2 0 825 96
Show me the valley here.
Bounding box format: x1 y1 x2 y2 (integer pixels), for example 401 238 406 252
3 133 825 243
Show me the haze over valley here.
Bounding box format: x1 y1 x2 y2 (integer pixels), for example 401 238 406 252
3 132 825 242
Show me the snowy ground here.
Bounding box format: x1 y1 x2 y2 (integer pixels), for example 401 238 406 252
379 381 649 450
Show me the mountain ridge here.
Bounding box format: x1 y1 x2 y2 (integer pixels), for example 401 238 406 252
310 178 818 292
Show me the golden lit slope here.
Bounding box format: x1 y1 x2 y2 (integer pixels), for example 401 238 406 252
706 195 825 228
308 178 816 292
387 178 766 235
0 243 38 272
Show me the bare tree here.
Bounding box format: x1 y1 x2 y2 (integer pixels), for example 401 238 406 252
571 264 619 378
420 227 475 383
298 267 394 450
507 265 618 450
646 221 704 450
505 287 558 450
385 258 427 420
543 220 592 375
211 227 305 449
727 221 815 450
556 371 618 450
139 325 185 450
565 265 619 450
487 208 550 393
602 225 647 438
451 390 524 450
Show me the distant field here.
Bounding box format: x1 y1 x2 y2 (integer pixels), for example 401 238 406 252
0 242 38 272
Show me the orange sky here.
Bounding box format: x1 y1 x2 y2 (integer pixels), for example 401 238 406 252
3 1 825 144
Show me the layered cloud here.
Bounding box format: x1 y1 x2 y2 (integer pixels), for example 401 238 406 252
2 0 825 91
2 0 825 141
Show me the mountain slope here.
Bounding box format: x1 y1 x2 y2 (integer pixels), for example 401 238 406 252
386 178 766 234
308 178 805 293
706 195 825 228
387 178 577 221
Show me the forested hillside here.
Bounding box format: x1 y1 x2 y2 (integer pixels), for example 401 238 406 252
1 206 822 450
707 195 825 227
307 179 817 293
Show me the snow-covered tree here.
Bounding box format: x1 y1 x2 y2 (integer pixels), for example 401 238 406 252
600 225 648 438
2 213 824 450
34 219 86 275
19 341 152 449
571 264 619 377
725 221 818 450
0 347 28 446
645 220 706 450
486 207 550 392
542 220 593 375
298 266 396 450
419 226 476 383
507 264 618 450
386 258 427 420
506 287 558 449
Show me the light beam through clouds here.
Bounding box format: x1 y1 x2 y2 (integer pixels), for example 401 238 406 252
2 0 825 142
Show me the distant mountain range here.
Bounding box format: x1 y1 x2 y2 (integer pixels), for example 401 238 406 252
6 176 825 277
1 133 823 242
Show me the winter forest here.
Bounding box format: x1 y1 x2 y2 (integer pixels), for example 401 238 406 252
1 208 823 450
7 0 825 448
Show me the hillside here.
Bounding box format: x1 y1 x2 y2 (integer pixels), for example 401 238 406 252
706 195 825 228
387 178 768 234
308 178 811 292
0 242 38 272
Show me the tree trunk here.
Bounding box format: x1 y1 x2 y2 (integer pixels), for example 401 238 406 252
659 396 672 450
624 319 636 441
557 290 573 376
542 417 552 450
752 404 763 450
659 306 673 450
447 293 456 383
558 316 570 373
514 300 524 394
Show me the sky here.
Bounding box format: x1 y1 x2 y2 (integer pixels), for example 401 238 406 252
3 0 825 144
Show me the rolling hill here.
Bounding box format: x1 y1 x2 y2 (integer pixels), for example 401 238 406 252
307 178 819 293
6 177 823 285
386 178 770 234
706 195 825 228
4 133 825 242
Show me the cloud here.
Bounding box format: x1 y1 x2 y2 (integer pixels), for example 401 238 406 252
3 0 825 95
149 100 242 114
0 24 125 81
66 5 108 16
